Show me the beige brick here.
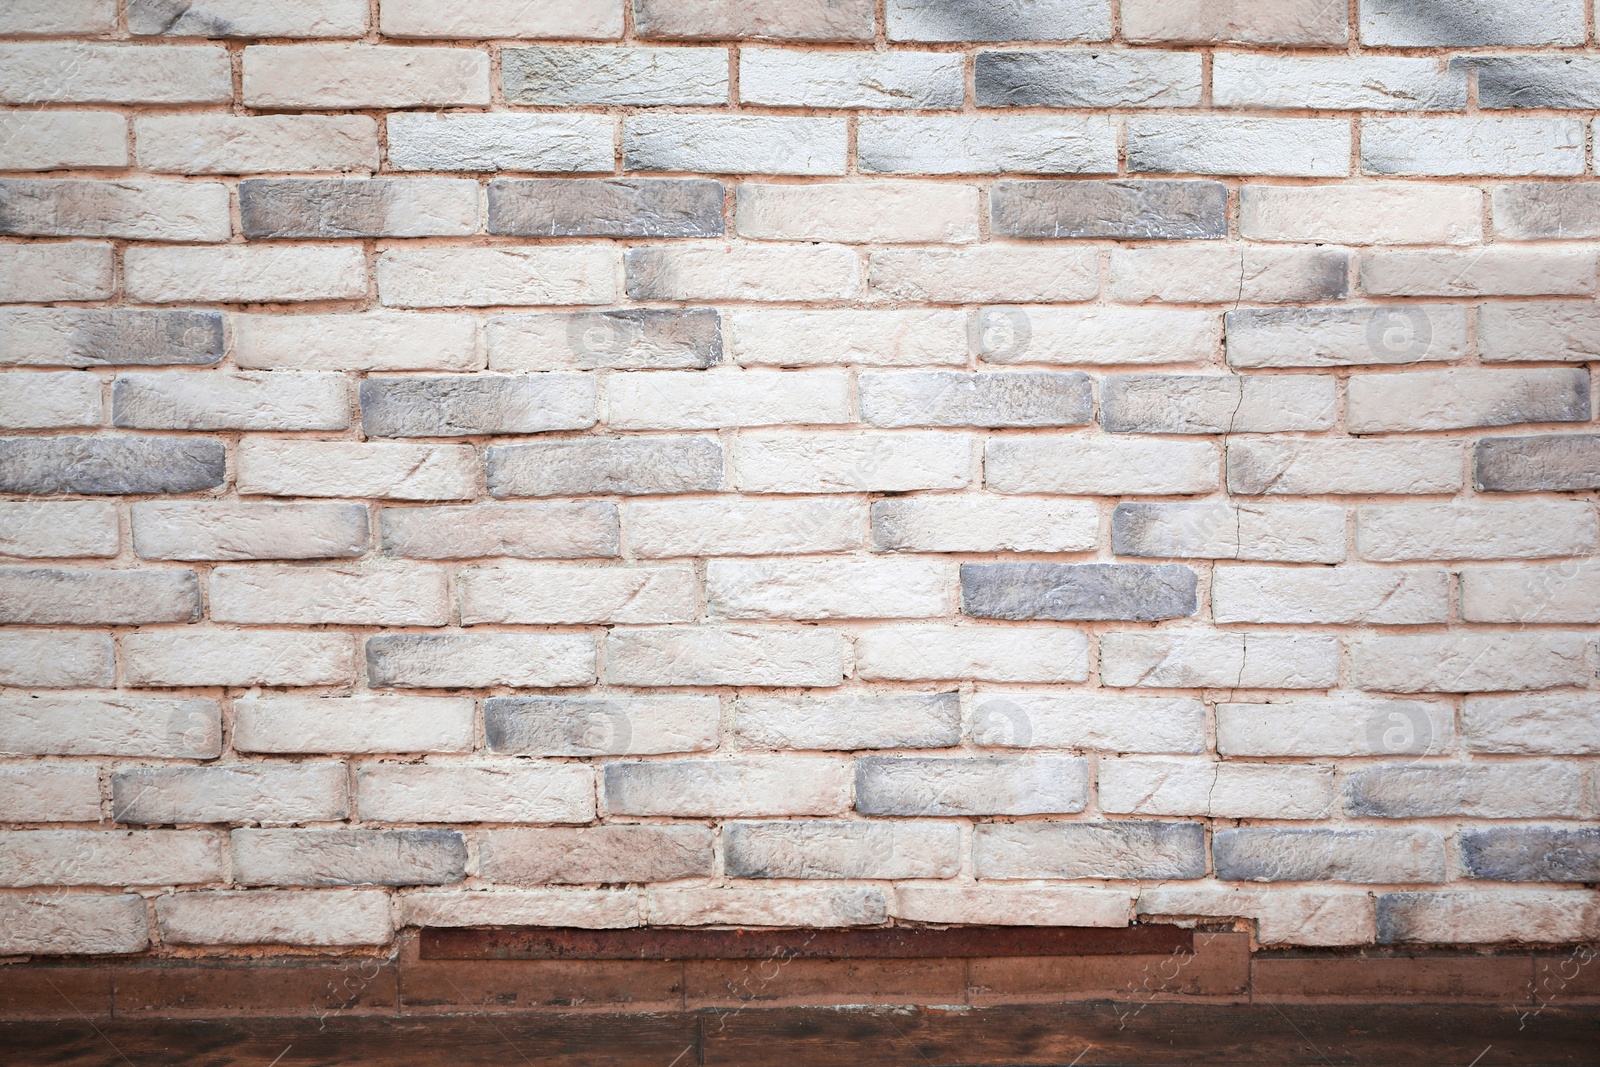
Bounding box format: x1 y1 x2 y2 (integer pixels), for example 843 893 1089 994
0 830 223 888
648 887 886 927
1347 368 1590 433
1101 630 1339 689
0 631 114 688
1239 183 1482 245
479 826 713 885
402 890 638 929
0 694 220 758
124 247 367 304
460 564 697 625
1109 246 1348 304
1217 697 1455 757
975 306 1218 366
0 112 126 171
135 115 378 175
1140 887 1372 946
237 441 478 501
0 44 231 105
235 695 473 755
733 431 972 494
0 243 113 303
1378 890 1600 945
873 496 1098 554
381 502 619 560
1462 562 1600 624
378 247 617 308
112 371 348 432
1361 249 1597 298
708 558 954 619
604 368 852 429
210 564 451 626
606 756 851 817
987 437 1218 495
1212 566 1450 625
112 763 348 824
0 764 103 823
0 372 101 429
970 690 1205 753
127 0 368 37
0 0 115 34
856 625 1090 683
626 497 864 558
0 501 118 559
1229 439 1463 496
869 247 1100 303
1349 632 1597 693
729 309 966 367
607 626 849 687
0 894 148 955
0 567 199 626
358 763 595 823
1100 759 1335 818
132 501 369 561
381 0 622 38
123 630 355 688
366 633 596 689
628 243 861 302
1358 502 1598 561
233 313 479 372
896 888 1130 928
1123 0 1347 44
243 45 490 108
736 183 980 243
156 890 391 947
1479 303 1600 363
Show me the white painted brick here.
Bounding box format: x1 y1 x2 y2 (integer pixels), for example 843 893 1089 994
386 113 614 173
403 890 638 929
1112 501 1347 563
381 0 622 38
975 306 1218 366
112 371 348 432
987 437 1219 495
243 45 490 108
1347 368 1590 433
237 441 478 501
1100 759 1335 818
0 830 223 887
856 625 1090 683
1239 184 1482 245
0 44 231 105
1358 503 1598 562
0 112 126 171
1128 117 1350 177
1360 250 1597 298
896 887 1130 928
1213 55 1463 110
1212 566 1450 625
736 182 980 243
606 627 849 687
1100 631 1339 689
729 309 966 367
0 243 113 303
0 0 115 34
0 694 220 758
1140 887 1372 947
459 563 697 625
235 696 474 755
625 115 847 175
156 890 391 947
124 246 367 305
1217 697 1455 757
604 368 852 429
1228 439 1463 496
0 764 102 823
1109 247 1348 304
1464 693 1600 755
357 763 594 823
627 243 860 302
1360 0 1583 46
128 0 368 37
0 632 114 688
873 496 1098 554
0 373 101 429
1363 118 1585 177
377 247 617 308
707 558 954 619
858 115 1117 175
1349 632 1597 693
1463 562 1600 624
1480 303 1600 363
0 894 148 955
971 690 1206 753
210 564 451 626
733 431 972 493
606 756 852 817
233 313 479 372
648 887 886 927
132 501 369 561
741 48 962 109
869 247 1100 303
625 497 865 558
123 630 355 688
736 691 960 751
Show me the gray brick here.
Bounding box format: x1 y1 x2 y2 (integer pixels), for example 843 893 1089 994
359 375 595 438
1360 0 1584 46
503 46 727 105
487 178 724 239
490 309 721 372
112 763 349 825
1225 305 1470 368
1480 303 1600 363
887 0 1111 41
1494 182 1600 239
239 178 479 239
1101 375 1337 434
1476 434 1600 492
0 308 224 368
961 562 1197 622
860 371 1091 428
381 502 619 560
1475 57 1600 110
1128 117 1349 177
726 820 959 879
741 48 963 109
855 755 1088 816
991 179 1227 239
232 829 466 887
478 826 714 884
974 821 1205 879
0 178 229 241
0 567 199 625
1215 828 1447 883
0 435 224 495
975 49 1199 107
485 695 718 756
487 437 723 497
1460 827 1600 882
634 0 875 40
1342 763 1585 819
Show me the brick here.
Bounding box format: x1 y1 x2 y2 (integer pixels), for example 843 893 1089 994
504 47 725 106
233 829 465 887
0 694 220 758
1348 632 1597 693
1357 502 1597 562
604 368 850 430
1215 828 1446 883
874 497 1098 554
649 887 885 927
635 0 873 41
489 178 723 239
238 441 476 501
1226 305 1470 368
737 182 978 244
991 178 1227 239
358 763 594 824
488 437 722 497
962 562 1197 622
0 112 126 171
0 308 225 369
124 630 355 688
896 887 1129 927
1213 55 1465 110
365 633 595 689
1139 887 1371 947
1362 118 1585 177
0 830 223 887
975 821 1204 880
132 501 368 561
234 695 474 755
855 625 1090 683
1476 57 1600 110
1464 694 1600 755
240 178 477 239
1228 439 1463 496
0 632 113 688
361 374 594 437
1212 566 1450 625
491 309 721 372
729 309 965 367
605 627 849 687
210 563 449 626
157 890 392 947
1108 247 1349 304
479 826 714 885
0 501 118 558
976 49 1199 108
0 0 114 34
1100 375 1337 433
125 246 368 304
1360 0 1584 46
1101 631 1339 689
1217 697 1455 758
112 763 348 824
233 313 478 373
605 756 851 816
1240 184 1482 245
986 437 1218 495
135 115 378 175
626 497 863 558
1100 759 1335 819
128 0 367 36
382 502 619 560
861 371 1092 428
386 113 613 174
743 48 962 109
1476 434 1600 492
242 45 490 108
856 755 1088 816
1378 890 1600 944
0 764 102 823
0 567 198 625
1462 827 1600 882
735 691 960 751
1362 249 1596 298
1342 762 1584 819
0 44 231 105
401 889 639 930
626 244 860 301
0 372 101 429
625 115 847 175
1124 0 1346 44
869 247 1099 303
970 691 1206 753
1501 185 1600 248
1481 303 1600 363
381 0 621 38
1128 117 1349 177
378 247 616 308
0 243 112 302
887 0 1110 41
974 306 1219 364
733 431 970 494
485 695 718 756
858 115 1117 175
1111 501 1347 564
0 894 148 955
0 435 223 496
461 563 695 625
726 821 959 879
113 371 349 432
708 558 952 619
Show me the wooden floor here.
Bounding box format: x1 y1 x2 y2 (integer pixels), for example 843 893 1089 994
4 1002 1596 1066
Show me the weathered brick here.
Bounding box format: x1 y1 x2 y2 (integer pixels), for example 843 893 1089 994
488 437 722 497
856 756 1088 816
382 0 621 38
135 115 378 175
976 49 1199 107
855 625 1090 683
0 243 113 303
727 821 959 879
490 309 721 372
1226 305 1470 368
605 757 851 817
0 44 231 105
504 46 726 106
1360 0 1584 46
1228 439 1462 496
0 829 221 888
485 695 718 756
626 244 860 302
123 630 355 688
0 501 119 558
0 632 114 688
365 633 596 689
1100 631 1339 689
969 691 1206 753
873 497 1098 554
0 112 126 171
209 563 449 626
461 564 695 625
233 695 474 755
0 764 102 823
378 247 617 308
1461 827 1600 882
1108 247 1349 304
861 371 1091 428
1480 303 1600 363
125 246 368 304
240 178 477 239
0 694 220 758
361 374 594 437
242 45 490 108
729 309 964 367
993 178 1227 240
1124 0 1346 44
132 501 369 561
626 497 863 558
887 0 1110 41
0 0 115 34
1101 375 1337 433
156 890 392 947
734 431 970 493
975 821 1204 879
1357 502 1597 562
1130 117 1349 176
1139 887 1373 947
650 886 885 927
743 48 962 108
112 763 349 825
1476 57 1600 110
1464 693 1600 756
1217 697 1454 758
1 309 224 369
480 826 713 885
382 502 619 560
128 0 368 37
605 627 849 687
1112 502 1347 564
1362 118 1585 177
1377 890 1600 944
975 306 1218 364
232 829 465 888
708 558 952 620
869 247 1099 303
735 691 960 751
1348 632 1597 693
604 368 851 430
0 435 223 496
859 115 1116 175
489 178 723 239
636 0 872 40
897 887 1129 927
1240 184 1482 245
1212 566 1450 625
358 763 594 824
402 889 639 930
1099 759 1335 819
625 115 847 175
0 567 198 626
962 562 1197 622
1361 249 1596 298
238 441 476 501
0 372 101 430
986 437 1218 495
737 182 978 244
386 113 613 174
1213 55 1464 110
1215 828 1446 883
233 313 478 373
0 894 148 955
1475 434 1600 492
114 372 349 432
1342 762 1584 819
